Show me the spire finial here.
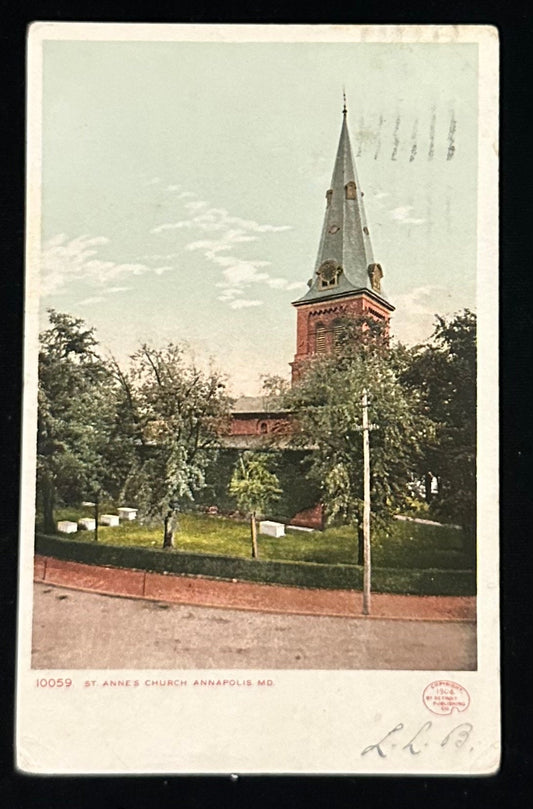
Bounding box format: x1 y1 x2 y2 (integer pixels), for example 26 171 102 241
342 88 347 116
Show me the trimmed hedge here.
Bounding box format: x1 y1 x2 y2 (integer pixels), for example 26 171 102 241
35 533 476 596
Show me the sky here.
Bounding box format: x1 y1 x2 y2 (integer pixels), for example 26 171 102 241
39 37 478 395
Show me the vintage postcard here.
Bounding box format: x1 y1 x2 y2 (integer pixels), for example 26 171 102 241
17 23 499 774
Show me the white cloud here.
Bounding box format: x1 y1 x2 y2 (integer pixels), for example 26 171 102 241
41 234 173 298
215 258 270 299
151 220 191 234
76 295 106 306
229 299 263 310
394 285 443 314
214 256 270 276
139 251 183 261
218 288 244 302
107 286 132 294
151 202 292 237
214 258 304 302
151 192 297 307
265 277 303 291
391 285 446 345
185 229 258 258
389 205 425 225
185 200 209 212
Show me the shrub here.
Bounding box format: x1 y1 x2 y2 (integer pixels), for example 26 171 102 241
35 533 475 596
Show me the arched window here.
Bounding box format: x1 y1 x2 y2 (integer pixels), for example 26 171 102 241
315 323 326 354
258 421 269 435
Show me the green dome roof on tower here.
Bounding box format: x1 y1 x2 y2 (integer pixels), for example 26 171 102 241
294 103 393 310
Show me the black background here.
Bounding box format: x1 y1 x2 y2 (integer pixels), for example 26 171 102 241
0 2 531 807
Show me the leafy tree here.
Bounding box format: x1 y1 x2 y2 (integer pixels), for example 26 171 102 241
332 312 393 359
37 310 116 532
116 343 231 547
260 374 290 399
403 310 476 538
229 452 282 558
285 326 432 562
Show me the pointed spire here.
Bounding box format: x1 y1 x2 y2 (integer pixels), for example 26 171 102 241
342 87 347 117
294 104 392 307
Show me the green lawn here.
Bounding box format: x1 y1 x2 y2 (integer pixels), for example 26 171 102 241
42 508 472 570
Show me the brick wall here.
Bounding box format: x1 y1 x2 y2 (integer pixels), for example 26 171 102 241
291 293 391 383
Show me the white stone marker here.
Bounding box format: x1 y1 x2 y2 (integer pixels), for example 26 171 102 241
100 514 119 527
57 520 78 534
118 507 138 521
259 520 285 538
78 518 96 531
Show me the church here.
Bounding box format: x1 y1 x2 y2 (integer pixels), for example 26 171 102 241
230 101 394 432
216 101 395 527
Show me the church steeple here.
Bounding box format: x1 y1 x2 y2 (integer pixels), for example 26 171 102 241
293 102 392 307
290 103 394 383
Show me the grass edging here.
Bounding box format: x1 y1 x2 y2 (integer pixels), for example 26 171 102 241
35 533 476 596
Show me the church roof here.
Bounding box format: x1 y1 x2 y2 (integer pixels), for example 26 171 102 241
231 395 286 415
293 104 392 309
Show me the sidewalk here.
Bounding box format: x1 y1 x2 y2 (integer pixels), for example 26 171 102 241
34 555 476 623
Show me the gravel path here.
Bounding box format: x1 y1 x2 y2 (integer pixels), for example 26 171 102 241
32 583 477 670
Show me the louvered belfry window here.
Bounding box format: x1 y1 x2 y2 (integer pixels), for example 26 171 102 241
333 319 344 348
315 324 326 354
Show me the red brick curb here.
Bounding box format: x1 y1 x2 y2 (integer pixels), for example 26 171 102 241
34 555 476 622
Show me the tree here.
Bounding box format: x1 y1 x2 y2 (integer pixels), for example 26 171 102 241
260 374 290 399
116 343 231 548
229 453 282 558
403 310 476 538
285 326 432 562
37 310 116 533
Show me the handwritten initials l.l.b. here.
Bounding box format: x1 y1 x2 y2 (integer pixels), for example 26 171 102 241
361 723 404 758
402 720 433 755
361 722 475 759
441 723 473 749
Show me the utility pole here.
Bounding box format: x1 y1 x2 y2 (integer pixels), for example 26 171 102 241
362 389 371 616
94 491 99 543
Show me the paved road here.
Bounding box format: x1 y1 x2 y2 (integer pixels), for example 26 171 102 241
32 583 476 670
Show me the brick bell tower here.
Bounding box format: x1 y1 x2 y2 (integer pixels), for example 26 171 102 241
290 99 395 384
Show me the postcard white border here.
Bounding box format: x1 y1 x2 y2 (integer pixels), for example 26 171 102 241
17 23 499 775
